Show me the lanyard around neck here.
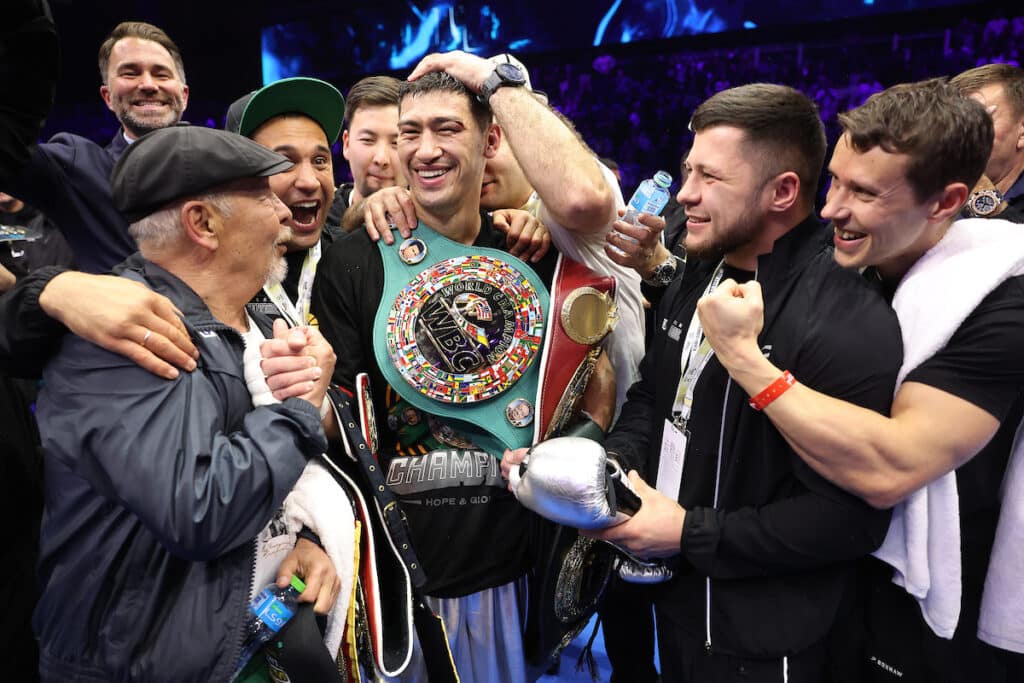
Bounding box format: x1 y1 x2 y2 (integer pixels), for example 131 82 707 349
262 240 321 327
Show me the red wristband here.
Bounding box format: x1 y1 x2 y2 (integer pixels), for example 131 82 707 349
748 370 796 411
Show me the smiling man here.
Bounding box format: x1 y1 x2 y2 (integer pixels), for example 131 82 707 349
1 20 189 273
339 76 404 210
590 83 901 683
311 71 617 682
225 77 345 327
699 78 1024 682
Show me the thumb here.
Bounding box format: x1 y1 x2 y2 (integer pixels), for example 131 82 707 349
627 470 651 493
286 326 307 352
738 281 764 308
713 278 739 297
273 317 290 340
277 555 299 587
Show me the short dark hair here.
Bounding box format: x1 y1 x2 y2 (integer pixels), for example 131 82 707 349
398 72 492 133
838 78 993 201
690 83 826 205
345 76 402 126
98 22 186 85
951 63 1024 118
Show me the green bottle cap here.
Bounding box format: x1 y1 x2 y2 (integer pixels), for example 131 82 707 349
289 574 306 594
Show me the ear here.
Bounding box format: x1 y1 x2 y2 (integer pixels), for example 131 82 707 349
1015 112 1024 152
929 182 969 223
100 84 113 110
483 123 501 159
180 200 220 251
341 129 351 159
765 171 801 213
180 84 190 111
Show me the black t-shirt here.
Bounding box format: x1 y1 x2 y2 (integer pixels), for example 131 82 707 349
902 274 1024 606
312 215 558 597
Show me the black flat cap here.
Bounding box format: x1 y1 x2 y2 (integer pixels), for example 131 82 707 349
111 123 294 223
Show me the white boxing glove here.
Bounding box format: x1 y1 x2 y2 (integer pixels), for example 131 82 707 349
507 436 641 530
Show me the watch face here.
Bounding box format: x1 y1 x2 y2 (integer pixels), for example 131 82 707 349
495 62 526 84
971 191 999 216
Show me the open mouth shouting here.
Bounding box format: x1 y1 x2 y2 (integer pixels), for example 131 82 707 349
288 200 321 233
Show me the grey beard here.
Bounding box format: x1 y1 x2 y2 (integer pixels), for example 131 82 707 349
265 256 288 288
118 108 181 139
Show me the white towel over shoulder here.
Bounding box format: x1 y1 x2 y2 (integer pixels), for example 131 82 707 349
873 218 1024 640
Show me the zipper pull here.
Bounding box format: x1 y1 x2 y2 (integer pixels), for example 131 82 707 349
704 640 712 655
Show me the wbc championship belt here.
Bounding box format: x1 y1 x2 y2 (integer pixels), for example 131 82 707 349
373 222 618 456
373 222 550 455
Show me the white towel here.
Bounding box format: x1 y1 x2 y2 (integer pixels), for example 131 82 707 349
873 217 1024 639
977 419 1024 653
242 330 355 658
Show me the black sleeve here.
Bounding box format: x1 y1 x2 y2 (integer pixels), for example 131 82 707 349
904 275 1024 421
0 0 58 186
605 274 693 477
0 265 67 376
603 342 660 477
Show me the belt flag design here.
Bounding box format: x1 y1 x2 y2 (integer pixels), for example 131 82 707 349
385 255 544 403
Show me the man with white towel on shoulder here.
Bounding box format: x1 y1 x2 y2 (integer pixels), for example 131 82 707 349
699 78 1024 683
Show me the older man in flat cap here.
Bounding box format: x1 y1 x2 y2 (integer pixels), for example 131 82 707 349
32 125 340 682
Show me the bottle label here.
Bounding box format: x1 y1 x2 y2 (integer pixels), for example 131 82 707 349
251 588 295 633
628 186 653 212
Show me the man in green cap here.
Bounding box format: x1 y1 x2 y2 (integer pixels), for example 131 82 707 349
226 76 346 328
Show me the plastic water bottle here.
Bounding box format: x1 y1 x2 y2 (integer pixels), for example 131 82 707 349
232 575 306 680
622 170 673 226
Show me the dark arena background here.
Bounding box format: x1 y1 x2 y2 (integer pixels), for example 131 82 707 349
45 0 1021 197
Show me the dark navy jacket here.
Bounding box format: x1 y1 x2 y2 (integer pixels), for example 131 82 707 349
6 131 135 274
33 255 327 682
1 1 135 274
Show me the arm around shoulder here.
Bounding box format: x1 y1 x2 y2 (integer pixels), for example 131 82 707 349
0 265 67 376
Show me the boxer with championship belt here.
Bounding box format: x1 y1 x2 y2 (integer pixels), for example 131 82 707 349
312 70 617 683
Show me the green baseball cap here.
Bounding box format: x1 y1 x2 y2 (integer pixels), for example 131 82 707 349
226 77 345 144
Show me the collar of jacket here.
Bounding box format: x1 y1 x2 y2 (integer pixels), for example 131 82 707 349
107 128 131 157
675 213 828 336
679 214 825 288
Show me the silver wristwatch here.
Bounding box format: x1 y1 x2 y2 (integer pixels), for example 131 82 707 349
643 254 680 287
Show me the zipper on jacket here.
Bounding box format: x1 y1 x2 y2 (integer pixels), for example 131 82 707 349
705 378 733 655
230 540 258 680
704 266 756 657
